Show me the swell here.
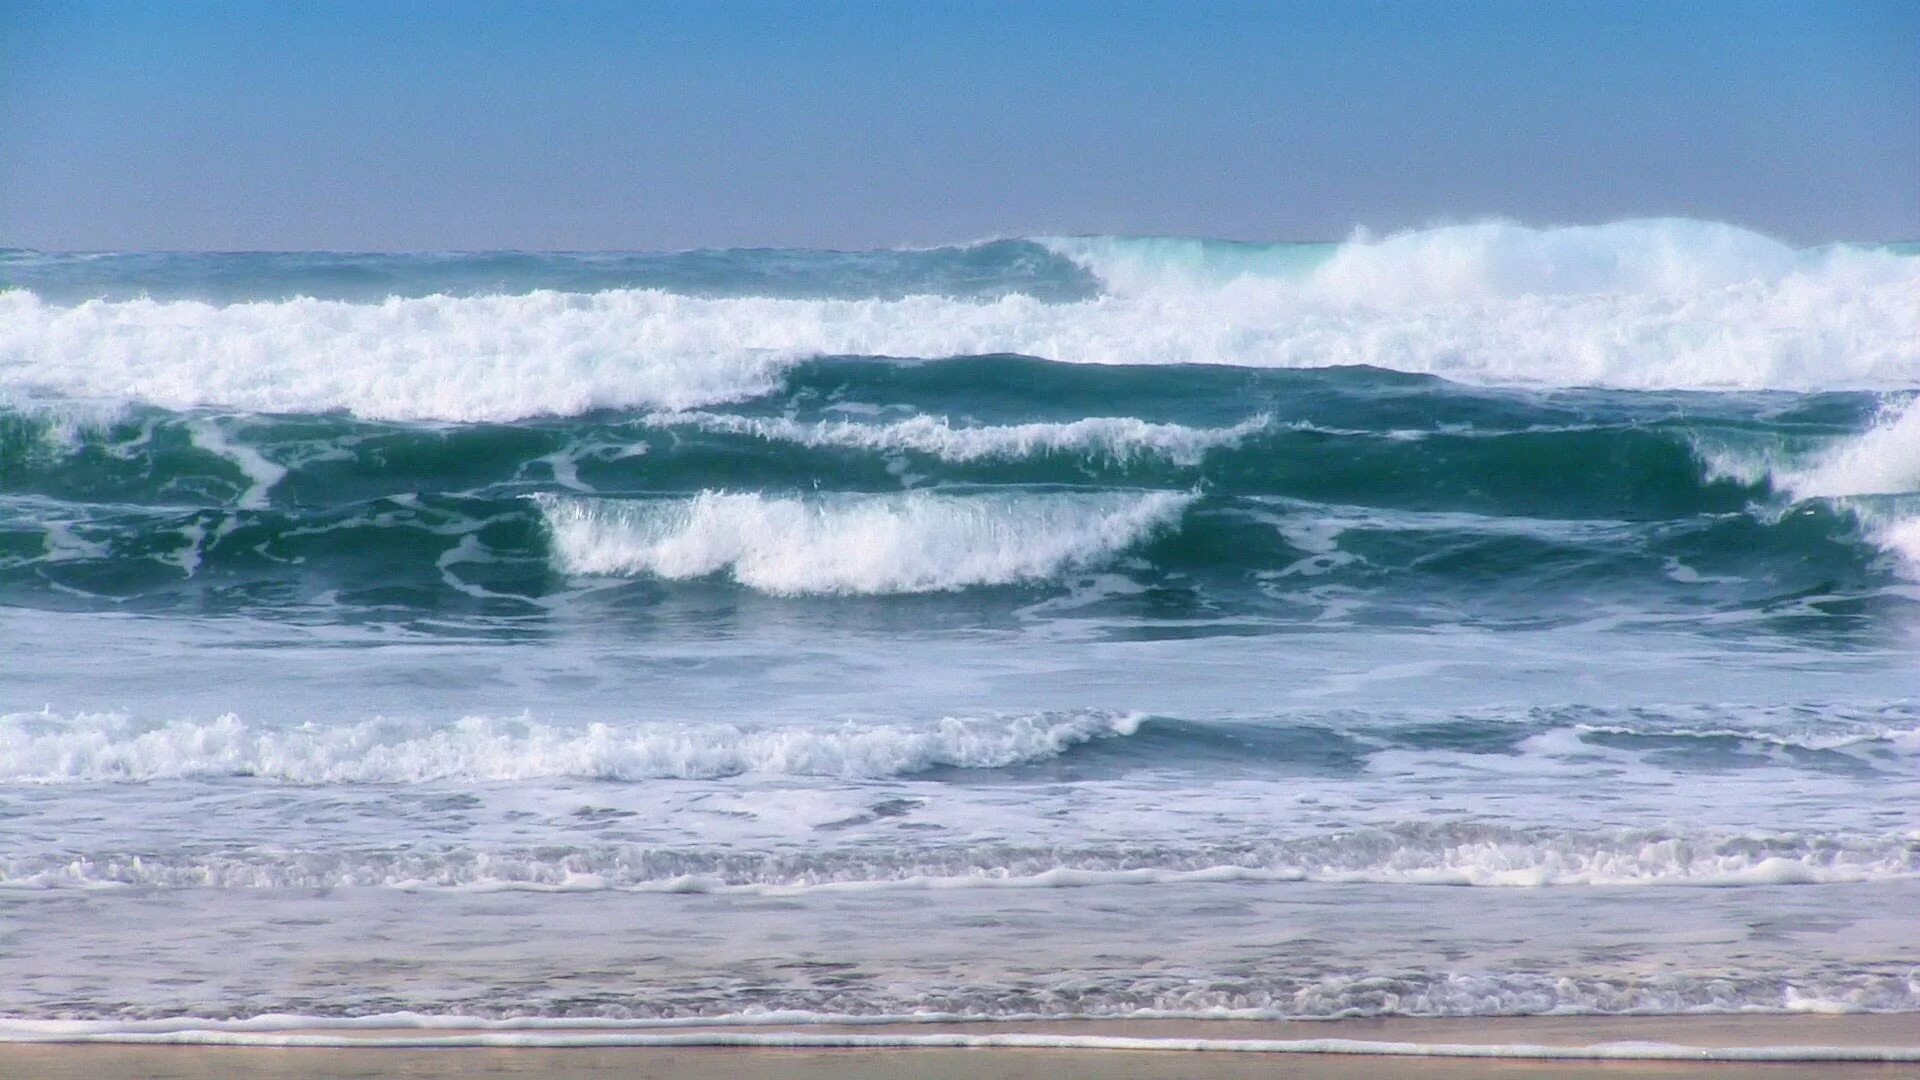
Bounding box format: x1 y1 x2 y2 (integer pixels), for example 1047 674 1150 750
0 365 1875 517
5 368 1917 614
6 489 1896 618
1 493 1904 623
0 240 1100 306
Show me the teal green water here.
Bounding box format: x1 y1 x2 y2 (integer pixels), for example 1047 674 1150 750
1 226 1918 1024
2 361 1909 637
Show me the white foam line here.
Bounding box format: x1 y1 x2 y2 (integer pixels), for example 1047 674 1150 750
0 1029 1914 1060
0 708 1142 784
639 411 1271 466
536 489 1195 595
5 222 1917 422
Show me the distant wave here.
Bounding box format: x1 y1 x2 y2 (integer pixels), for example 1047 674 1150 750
535 489 1194 594
2 220 1915 420
1042 218 1900 301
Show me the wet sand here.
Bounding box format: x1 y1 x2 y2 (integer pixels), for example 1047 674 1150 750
4 1014 1917 1079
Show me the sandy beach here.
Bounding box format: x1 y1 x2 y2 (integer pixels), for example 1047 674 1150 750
4 1015 1917 1079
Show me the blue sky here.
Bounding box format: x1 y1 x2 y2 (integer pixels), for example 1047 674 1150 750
2 1 1915 250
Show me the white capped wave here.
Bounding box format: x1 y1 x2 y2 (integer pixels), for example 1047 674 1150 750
536 489 1192 594
0 709 1139 784
640 411 1269 466
1765 399 1920 502
0 290 797 422
1695 396 1920 576
1310 219 1816 303
1045 219 1909 301
3 221 1915 420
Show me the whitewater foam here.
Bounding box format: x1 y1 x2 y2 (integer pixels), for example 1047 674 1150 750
4 824 1913 891
640 411 1269 466
1770 399 1920 501
0 708 1141 784
536 489 1193 594
4 222 1916 420
1306 219 1808 303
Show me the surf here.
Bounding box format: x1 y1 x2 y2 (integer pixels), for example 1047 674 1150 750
3 220 1915 423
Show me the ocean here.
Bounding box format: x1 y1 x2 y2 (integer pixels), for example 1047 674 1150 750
1 218 1917 1031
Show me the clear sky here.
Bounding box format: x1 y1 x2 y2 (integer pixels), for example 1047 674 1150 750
2 0 1916 251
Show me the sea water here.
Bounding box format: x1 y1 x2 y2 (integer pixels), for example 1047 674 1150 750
1 219 1917 1028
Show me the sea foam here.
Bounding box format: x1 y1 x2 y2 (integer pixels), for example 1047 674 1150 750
4 828 1913 891
536 489 1193 594
0 709 1141 784
640 411 1269 466
3 221 1915 421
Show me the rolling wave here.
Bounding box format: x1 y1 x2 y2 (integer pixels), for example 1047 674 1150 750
5 704 1910 786
0 240 1098 306
1043 218 1907 301
0 709 1141 784
1698 395 1920 572
3 221 1914 422
535 489 1195 594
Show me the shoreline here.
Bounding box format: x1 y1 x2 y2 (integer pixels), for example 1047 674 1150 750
3 1015 1918 1079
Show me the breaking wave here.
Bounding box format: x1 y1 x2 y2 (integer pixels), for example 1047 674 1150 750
535 489 1194 594
1696 394 1920 575
8 703 1915 786
0 709 1142 784
3 220 1915 421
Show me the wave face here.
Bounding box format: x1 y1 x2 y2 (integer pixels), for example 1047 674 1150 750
4 222 1920 1027
4 363 1915 619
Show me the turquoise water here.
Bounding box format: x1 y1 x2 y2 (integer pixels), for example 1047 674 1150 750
1 220 1917 1023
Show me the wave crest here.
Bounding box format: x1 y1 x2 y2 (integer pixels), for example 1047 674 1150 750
535 489 1193 594
0 709 1142 784
3 221 1915 420
1694 395 1920 575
